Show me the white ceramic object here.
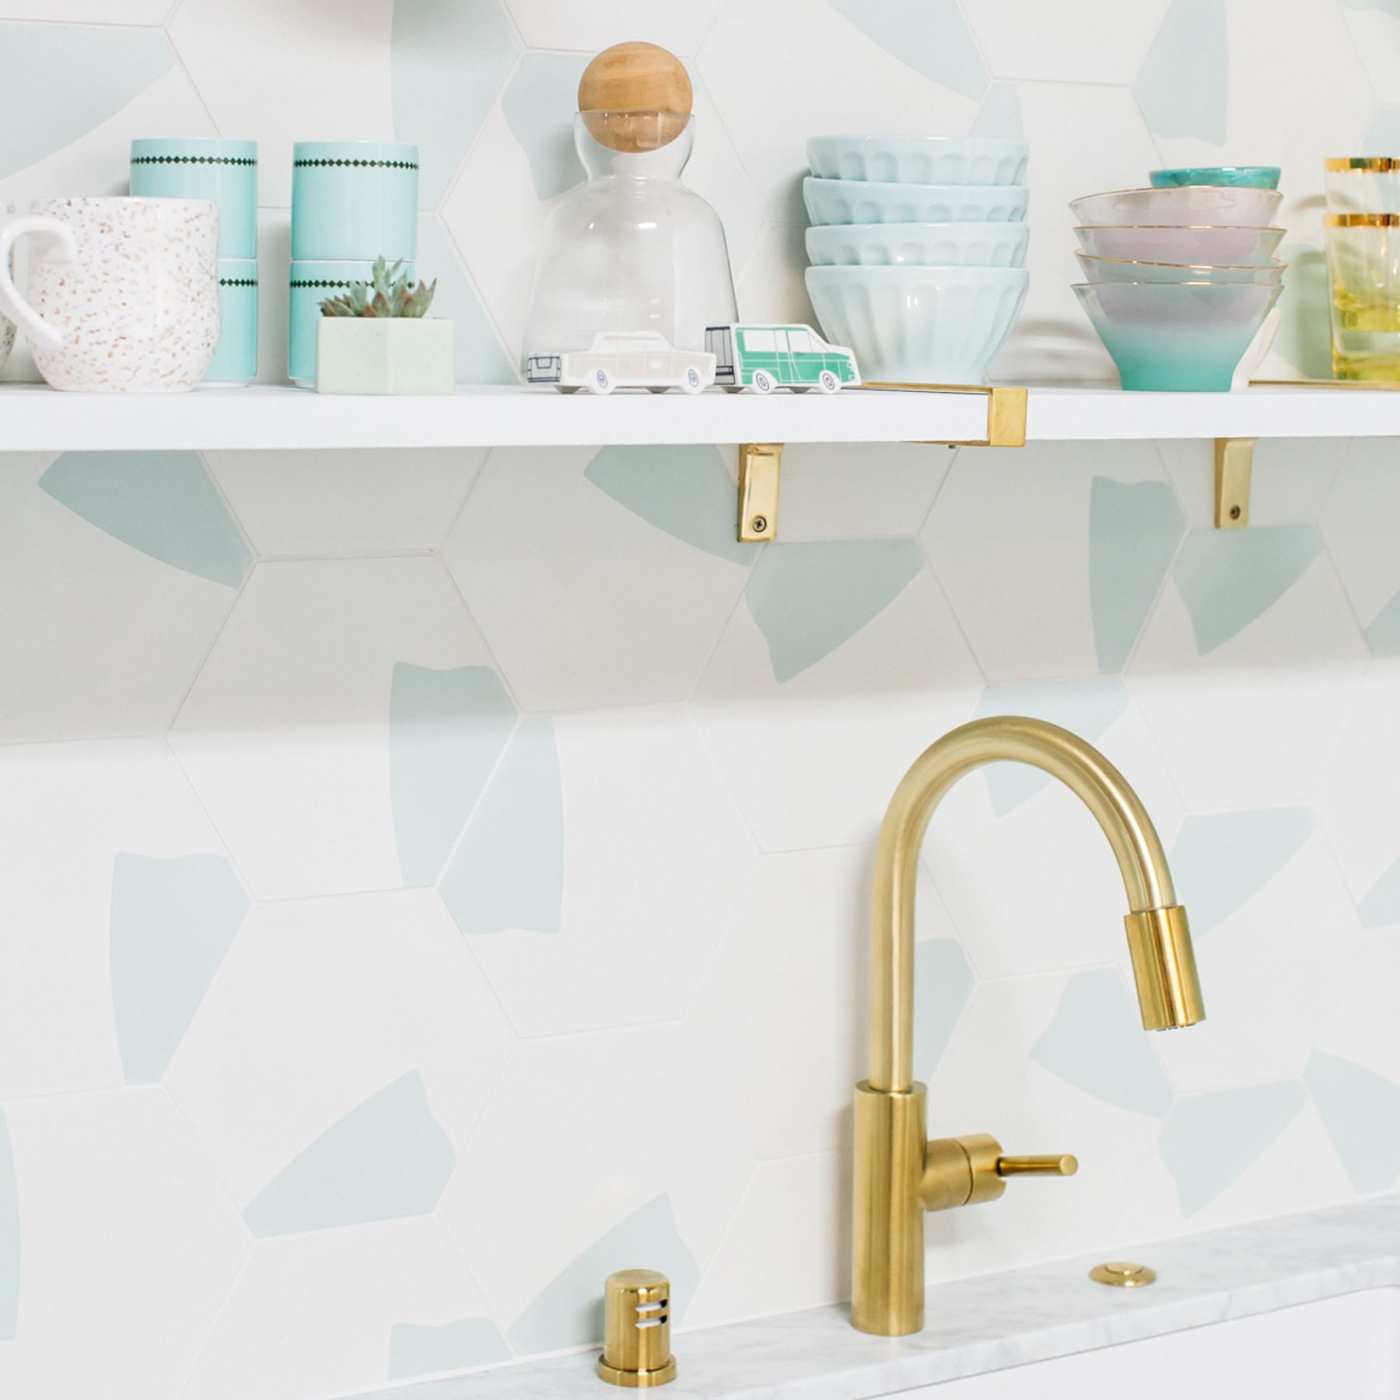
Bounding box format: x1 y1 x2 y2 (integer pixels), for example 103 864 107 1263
806 221 1029 268
0 196 218 392
1075 224 1286 265
1070 185 1282 228
805 264 1028 383
1076 253 1284 285
316 317 455 395
804 177 1028 227
807 135 1028 186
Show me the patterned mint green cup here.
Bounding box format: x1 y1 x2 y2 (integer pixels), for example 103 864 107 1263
291 141 418 262
207 259 258 385
130 139 257 259
288 259 414 386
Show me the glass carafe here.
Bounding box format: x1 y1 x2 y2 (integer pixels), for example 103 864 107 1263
523 111 737 363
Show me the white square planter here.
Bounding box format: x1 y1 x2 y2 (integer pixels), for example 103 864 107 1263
315 317 455 394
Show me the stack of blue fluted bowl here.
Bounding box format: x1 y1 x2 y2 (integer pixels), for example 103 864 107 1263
803 136 1029 384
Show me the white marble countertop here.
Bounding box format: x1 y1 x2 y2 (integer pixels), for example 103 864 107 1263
345 1195 1400 1400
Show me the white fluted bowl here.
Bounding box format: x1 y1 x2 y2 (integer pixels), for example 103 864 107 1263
805 265 1029 384
804 177 1028 226
807 135 1028 185
806 221 1028 268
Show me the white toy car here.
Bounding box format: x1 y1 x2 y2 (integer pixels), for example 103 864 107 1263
526 332 716 395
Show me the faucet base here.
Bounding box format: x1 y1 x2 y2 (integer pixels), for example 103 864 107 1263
851 1080 927 1336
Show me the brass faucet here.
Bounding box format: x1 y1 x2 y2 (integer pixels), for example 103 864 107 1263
851 716 1205 1337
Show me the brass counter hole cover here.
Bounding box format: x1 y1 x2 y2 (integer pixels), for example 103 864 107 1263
1090 1261 1156 1288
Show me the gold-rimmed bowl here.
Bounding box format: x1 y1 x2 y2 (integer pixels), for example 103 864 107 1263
1075 224 1285 266
1071 185 1282 227
1076 253 1284 286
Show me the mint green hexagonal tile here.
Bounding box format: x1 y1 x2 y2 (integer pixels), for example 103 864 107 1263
1359 857 1400 928
1365 591 1400 656
828 0 987 99
914 938 975 1080
389 1317 512 1381
417 218 517 385
1306 1051 1400 1192
1134 0 1227 143
502 52 589 200
971 83 1024 140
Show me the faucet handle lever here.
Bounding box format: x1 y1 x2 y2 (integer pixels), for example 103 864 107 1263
996 1153 1078 1178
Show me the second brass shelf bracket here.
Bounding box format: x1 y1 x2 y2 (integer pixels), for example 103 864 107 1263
863 382 1029 448
738 442 782 542
1214 437 1255 529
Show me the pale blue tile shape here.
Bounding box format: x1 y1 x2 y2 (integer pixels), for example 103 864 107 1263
508 1194 697 1355
391 0 520 205
974 678 1129 816
584 445 759 567
0 23 172 181
439 718 562 935
1160 1082 1305 1215
416 218 517 384
1172 526 1322 656
1133 0 1228 144
1365 591 1400 656
110 852 249 1084
390 664 517 887
1367 107 1400 150
1345 0 1400 13
1359 856 1400 928
827 0 987 99
913 939 975 1079
1168 808 1313 937
502 53 589 200
1031 969 1173 1118
0 1109 16 1342
243 1071 454 1237
1272 248 1333 382
1090 477 1185 672
971 83 1025 141
1305 1051 1400 1192
745 540 924 683
40 452 249 588
388 1318 511 1380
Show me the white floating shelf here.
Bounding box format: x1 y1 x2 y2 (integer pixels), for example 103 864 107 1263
1 381 1397 454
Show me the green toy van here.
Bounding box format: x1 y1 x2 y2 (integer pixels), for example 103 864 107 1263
704 323 861 394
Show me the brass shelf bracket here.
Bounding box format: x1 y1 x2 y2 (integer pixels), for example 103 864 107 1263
1214 437 1255 529
862 382 1029 447
738 442 782 542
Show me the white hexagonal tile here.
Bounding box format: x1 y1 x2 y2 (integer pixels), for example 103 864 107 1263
0 740 239 1098
0 453 246 742
923 440 1182 680
988 81 1163 383
206 447 485 557
441 704 757 1037
0 1088 246 1399
1320 439 1400 654
693 547 982 853
777 442 951 543
1128 530 1367 808
1161 438 1342 532
0 0 168 16
166 888 510 1209
1343 1 1400 101
965 0 1171 82
505 0 719 54
443 446 756 711
169 0 395 207
171 557 514 900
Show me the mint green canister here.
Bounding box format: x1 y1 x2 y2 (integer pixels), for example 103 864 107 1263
288 259 414 386
291 141 418 262
208 260 259 385
130 138 258 258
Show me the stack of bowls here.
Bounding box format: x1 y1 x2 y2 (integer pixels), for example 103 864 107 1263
288 141 419 387
802 136 1029 384
1071 173 1286 391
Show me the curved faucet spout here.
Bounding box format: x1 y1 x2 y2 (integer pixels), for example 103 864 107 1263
868 715 1204 1093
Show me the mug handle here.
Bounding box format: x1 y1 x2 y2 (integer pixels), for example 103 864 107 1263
0 216 79 353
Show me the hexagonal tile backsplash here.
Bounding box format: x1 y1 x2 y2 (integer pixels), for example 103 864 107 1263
3 4 1400 1399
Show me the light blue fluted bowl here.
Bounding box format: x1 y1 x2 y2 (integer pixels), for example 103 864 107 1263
130 138 257 258
1074 281 1279 391
288 258 415 386
1150 166 1281 190
291 141 418 262
804 176 1028 226
807 136 1027 185
207 258 258 384
806 221 1028 268
806 264 1028 384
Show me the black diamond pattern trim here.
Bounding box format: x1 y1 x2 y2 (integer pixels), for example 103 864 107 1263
131 155 257 167
292 158 418 171
289 279 366 289
219 277 258 287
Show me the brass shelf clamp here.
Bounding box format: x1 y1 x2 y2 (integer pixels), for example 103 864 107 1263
1214 437 1255 529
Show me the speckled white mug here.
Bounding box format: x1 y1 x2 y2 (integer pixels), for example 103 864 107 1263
0 204 16 374
0 196 219 392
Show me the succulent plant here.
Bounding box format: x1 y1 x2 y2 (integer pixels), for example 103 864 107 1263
320 257 437 318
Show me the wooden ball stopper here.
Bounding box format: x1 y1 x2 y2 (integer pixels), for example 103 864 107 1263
578 43 694 151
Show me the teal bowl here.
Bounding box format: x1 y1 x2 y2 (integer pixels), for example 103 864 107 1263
1150 166 1281 190
130 138 258 258
288 259 414 386
291 141 418 261
1074 281 1279 391
208 259 258 384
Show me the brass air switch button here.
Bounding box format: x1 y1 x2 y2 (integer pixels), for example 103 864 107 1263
597 1269 676 1388
1090 1261 1157 1288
